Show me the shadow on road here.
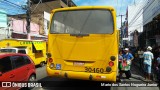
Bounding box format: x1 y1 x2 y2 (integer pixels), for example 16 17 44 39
37 76 111 90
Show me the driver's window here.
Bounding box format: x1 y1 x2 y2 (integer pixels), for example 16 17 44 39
0 57 12 73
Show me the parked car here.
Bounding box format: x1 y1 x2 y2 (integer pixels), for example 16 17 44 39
0 53 36 90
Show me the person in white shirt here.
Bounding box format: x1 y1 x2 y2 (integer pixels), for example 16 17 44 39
143 46 154 81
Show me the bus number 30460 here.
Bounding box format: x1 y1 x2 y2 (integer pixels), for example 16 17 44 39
85 67 104 73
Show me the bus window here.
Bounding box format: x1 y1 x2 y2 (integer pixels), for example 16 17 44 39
0 49 16 53
51 10 114 34
35 50 43 58
18 50 26 54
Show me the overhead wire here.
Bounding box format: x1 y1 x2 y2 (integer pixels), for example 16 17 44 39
31 0 42 13
128 0 155 27
2 0 25 31
116 0 118 12
127 0 145 25
122 0 147 36
0 0 26 15
44 2 53 11
3 0 23 9
128 0 157 35
142 0 158 24
30 0 52 35
119 0 123 15
127 0 144 23
0 0 43 37
129 3 160 28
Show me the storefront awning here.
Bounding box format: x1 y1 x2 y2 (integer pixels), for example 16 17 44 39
32 42 44 50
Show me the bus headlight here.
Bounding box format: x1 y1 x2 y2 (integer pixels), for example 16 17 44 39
50 63 54 69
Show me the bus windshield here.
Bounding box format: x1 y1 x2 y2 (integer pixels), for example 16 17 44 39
50 10 114 34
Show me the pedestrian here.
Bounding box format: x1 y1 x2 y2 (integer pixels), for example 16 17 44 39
155 54 160 68
157 65 160 87
157 54 160 66
122 48 134 79
143 46 154 81
118 50 123 79
138 48 144 71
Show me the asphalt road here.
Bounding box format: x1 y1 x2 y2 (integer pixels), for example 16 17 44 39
29 63 160 90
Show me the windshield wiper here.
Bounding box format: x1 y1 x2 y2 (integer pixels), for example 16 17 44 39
70 33 89 37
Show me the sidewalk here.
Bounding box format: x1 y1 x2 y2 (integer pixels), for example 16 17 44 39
117 59 145 81
132 59 144 76
132 59 158 82
131 60 145 81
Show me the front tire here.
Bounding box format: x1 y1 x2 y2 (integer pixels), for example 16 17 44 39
28 75 36 89
29 75 36 82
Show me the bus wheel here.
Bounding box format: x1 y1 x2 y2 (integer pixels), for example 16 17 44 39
40 62 45 67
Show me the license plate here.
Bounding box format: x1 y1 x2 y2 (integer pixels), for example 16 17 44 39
73 62 84 66
56 64 61 70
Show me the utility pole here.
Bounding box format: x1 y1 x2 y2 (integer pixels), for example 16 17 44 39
134 0 136 5
26 0 31 34
118 14 125 48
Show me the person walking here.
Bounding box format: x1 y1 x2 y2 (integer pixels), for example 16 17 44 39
138 48 144 71
118 50 123 79
157 54 160 66
122 48 134 79
143 46 154 81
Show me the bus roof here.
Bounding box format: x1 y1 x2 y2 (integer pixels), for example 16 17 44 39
51 6 115 13
0 39 46 42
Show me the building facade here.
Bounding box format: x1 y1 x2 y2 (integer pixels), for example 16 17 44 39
31 0 76 35
139 0 160 47
127 2 144 47
9 0 76 40
8 18 46 40
0 10 8 40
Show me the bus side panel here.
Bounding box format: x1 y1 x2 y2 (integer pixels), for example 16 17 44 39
0 39 47 66
31 41 47 65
